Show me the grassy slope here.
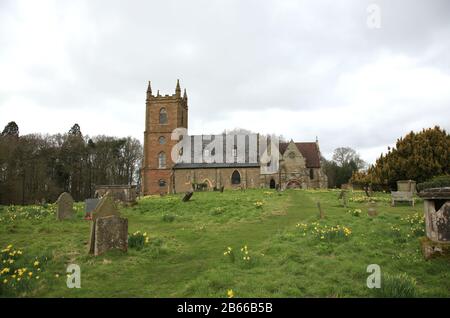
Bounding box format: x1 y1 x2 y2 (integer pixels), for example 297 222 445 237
1 189 449 298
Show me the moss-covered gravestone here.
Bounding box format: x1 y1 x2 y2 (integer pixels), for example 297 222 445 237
88 192 128 256
56 192 75 220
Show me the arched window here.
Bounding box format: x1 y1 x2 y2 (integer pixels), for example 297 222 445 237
309 168 314 180
158 152 166 168
158 136 166 144
231 170 241 185
159 179 166 187
159 108 168 124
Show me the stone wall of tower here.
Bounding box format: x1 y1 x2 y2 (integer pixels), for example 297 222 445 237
142 81 188 195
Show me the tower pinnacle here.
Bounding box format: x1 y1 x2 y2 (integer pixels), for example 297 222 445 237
175 79 181 97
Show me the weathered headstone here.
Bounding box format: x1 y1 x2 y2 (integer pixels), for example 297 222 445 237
56 192 75 220
338 190 348 208
220 186 224 193
88 192 122 255
84 198 100 220
182 191 193 202
93 215 128 256
368 201 378 217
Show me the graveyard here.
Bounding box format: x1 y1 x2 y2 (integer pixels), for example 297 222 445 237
1 188 450 298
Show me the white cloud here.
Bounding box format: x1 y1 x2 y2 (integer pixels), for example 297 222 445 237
0 0 449 165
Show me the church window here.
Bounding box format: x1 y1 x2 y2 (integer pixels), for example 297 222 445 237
309 169 314 180
158 152 166 168
288 152 295 159
159 179 166 187
159 136 166 144
159 108 168 124
231 170 241 185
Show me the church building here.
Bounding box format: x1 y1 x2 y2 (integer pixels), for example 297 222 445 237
141 80 328 195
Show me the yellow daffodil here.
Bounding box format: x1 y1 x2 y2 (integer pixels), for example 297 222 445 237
227 289 234 298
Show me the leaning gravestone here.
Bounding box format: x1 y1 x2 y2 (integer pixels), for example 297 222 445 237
56 192 75 220
88 192 127 256
182 191 193 202
84 198 100 220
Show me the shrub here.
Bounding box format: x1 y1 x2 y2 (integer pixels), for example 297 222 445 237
375 273 417 298
162 214 176 222
417 174 450 192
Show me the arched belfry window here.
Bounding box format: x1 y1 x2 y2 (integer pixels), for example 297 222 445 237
158 152 166 168
231 170 241 185
159 108 168 124
309 168 314 180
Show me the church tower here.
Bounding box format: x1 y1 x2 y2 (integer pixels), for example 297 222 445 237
142 80 188 195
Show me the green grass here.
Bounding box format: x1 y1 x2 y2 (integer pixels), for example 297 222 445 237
0 189 449 298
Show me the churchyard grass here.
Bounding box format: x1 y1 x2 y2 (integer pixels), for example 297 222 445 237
0 189 449 297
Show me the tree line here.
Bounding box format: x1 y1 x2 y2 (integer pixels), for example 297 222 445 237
0 122 143 205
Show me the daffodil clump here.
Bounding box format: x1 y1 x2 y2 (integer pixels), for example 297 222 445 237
349 195 390 203
297 222 352 241
296 222 309 237
254 201 264 208
240 245 251 262
312 224 352 241
0 204 56 223
128 231 150 250
211 207 225 215
348 208 362 217
223 246 235 263
402 212 425 237
263 191 274 195
0 244 48 296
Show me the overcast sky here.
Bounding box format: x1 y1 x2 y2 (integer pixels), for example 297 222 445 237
0 0 449 164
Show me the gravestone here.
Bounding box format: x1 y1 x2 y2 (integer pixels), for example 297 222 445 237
56 192 75 220
93 215 128 256
338 190 348 208
84 198 100 220
220 186 224 193
368 201 378 217
182 191 193 202
88 192 123 255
